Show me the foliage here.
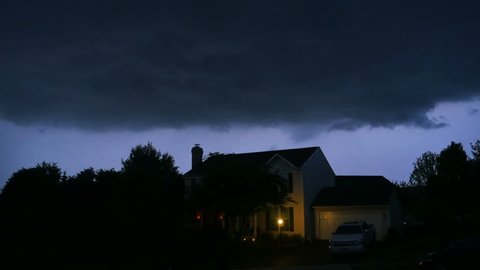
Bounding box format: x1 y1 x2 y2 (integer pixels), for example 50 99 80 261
404 139 480 235
122 142 179 176
0 162 62 205
471 140 480 177
195 156 291 242
207 151 224 158
0 162 65 268
118 143 184 264
436 142 468 179
408 151 438 187
471 139 480 161
120 142 183 217
199 166 289 215
0 143 186 268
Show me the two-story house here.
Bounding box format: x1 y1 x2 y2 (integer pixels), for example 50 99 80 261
184 144 336 239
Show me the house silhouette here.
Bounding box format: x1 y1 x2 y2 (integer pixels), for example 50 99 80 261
184 145 402 241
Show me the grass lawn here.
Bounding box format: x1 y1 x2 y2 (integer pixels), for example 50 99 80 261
230 240 333 269
231 242 331 269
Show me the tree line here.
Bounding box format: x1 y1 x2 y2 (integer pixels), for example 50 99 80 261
0 143 287 269
0 143 188 269
400 139 480 238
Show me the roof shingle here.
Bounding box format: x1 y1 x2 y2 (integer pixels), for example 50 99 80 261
312 176 394 206
185 147 319 176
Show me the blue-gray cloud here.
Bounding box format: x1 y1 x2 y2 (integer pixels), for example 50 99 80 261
1 0 479 131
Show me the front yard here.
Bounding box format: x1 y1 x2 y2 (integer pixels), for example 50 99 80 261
229 236 433 270
230 240 332 269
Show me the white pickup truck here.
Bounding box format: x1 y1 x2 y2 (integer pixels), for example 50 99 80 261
329 221 376 254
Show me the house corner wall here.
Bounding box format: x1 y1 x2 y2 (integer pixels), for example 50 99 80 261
266 158 305 237
388 189 403 236
302 148 335 240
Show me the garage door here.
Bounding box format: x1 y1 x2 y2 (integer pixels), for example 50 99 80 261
317 210 385 240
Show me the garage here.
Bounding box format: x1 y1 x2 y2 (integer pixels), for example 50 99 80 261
312 176 402 242
315 206 389 241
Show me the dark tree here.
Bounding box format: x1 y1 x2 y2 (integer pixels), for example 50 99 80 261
436 142 468 180
0 145 189 269
197 156 291 242
118 142 184 268
409 151 438 187
0 161 62 206
0 162 63 268
200 167 289 215
425 142 479 234
120 142 183 212
67 167 96 184
471 139 480 164
404 140 480 240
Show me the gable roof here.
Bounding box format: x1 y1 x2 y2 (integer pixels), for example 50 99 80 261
185 147 319 176
312 175 394 206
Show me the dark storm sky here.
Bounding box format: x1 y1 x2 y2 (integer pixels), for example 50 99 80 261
1 0 479 131
1 1 480 187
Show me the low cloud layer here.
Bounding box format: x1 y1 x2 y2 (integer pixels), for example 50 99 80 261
1 1 479 131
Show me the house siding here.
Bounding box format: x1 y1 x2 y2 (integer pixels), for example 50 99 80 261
302 149 335 239
388 189 403 236
265 157 305 237
291 170 305 237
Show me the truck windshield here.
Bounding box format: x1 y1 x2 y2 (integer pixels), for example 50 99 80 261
336 225 361 234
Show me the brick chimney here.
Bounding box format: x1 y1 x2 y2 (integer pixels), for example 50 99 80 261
191 144 203 169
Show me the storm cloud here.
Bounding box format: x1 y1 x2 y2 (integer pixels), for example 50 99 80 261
1 1 479 131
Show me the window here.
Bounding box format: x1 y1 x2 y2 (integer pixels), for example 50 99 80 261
287 173 294 193
266 207 294 232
